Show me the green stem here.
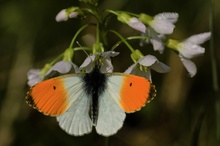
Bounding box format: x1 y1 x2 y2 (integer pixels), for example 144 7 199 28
209 0 220 144
49 53 64 65
105 9 118 15
111 36 149 50
105 137 109 146
105 9 139 18
96 23 100 44
109 30 135 52
210 0 219 92
69 24 89 48
73 47 91 51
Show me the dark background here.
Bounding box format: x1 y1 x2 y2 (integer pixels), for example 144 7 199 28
0 0 219 146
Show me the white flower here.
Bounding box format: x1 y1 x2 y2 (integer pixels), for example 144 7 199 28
168 32 211 77
55 8 79 22
179 55 197 77
56 9 69 22
139 13 178 53
27 69 44 87
150 12 179 34
117 13 146 33
80 51 119 73
27 61 78 87
140 28 165 53
178 32 211 59
46 61 79 76
69 12 78 18
127 17 146 33
125 55 170 81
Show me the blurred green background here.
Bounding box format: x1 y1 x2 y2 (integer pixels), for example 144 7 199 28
0 0 219 146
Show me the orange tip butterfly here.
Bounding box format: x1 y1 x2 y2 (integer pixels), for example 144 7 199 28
26 60 156 137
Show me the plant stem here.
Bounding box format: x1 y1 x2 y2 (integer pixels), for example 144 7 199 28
69 24 89 49
105 137 109 146
209 0 220 144
109 30 135 52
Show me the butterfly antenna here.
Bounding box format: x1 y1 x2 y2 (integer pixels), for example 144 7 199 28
76 41 94 65
76 41 90 58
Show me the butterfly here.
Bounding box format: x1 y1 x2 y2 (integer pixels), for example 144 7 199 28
26 60 156 137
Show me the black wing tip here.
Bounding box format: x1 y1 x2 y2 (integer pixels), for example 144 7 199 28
147 83 157 103
25 89 37 109
25 89 60 117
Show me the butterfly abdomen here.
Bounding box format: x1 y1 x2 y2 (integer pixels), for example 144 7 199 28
83 66 107 125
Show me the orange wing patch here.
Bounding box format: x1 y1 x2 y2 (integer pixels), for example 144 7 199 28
26 78 68 116
120 75 155 113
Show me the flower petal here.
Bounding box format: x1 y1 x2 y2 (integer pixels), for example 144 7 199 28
101 58 113 73
151 13 178 34
127 17 146 33
138 55 158 66
101 51 119 58
139 55 170 73
69 12 78 18
150 38 164 53
155 12 179 23
27 69 41 80
56 9 68 22
27 69 43 87
185 32 211 45
179 42 205 58
179 55 197 77
124 64 152 80
46 61 73 75
150 61 171 73
124 64 136 74
133 67 152 81
151 20 175 34
150 33 165 53
79 55 96 72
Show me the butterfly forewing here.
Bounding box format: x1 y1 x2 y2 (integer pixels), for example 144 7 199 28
26 75 84 116
106 73 155 113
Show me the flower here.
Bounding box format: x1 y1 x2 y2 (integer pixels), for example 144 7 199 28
127 17 146 33
125 55 170 81
140 28 166 53
55 7 81 22
117 13 146 33
46 61 79 76
150 12 178 34
27 69 44 87
140 12 179 35
139 13 178 53
79 51 119 73
56 9 69 22
27 61 78 87
167 32 211 77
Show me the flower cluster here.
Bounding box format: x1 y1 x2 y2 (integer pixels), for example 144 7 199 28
28 3 211 87
26 0 211 138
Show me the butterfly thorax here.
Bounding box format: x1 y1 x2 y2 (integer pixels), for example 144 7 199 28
83 65 107 125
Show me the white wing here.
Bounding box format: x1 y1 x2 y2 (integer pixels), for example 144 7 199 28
56 76 93 136
95 76 126 136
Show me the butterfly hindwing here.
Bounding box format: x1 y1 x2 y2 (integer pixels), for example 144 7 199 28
56 92 93 136
96 89 126 136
